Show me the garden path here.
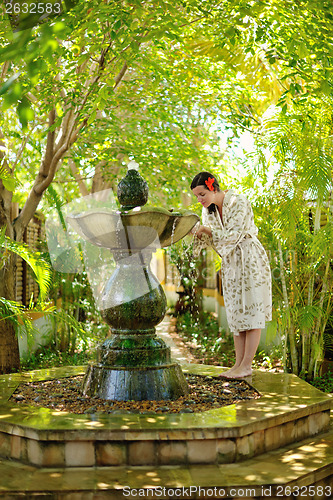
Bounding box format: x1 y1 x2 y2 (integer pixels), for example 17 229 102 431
157 315 198 365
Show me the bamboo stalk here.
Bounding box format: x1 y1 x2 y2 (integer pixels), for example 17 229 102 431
308 194 333 377
308 257 331 377
278 239 298 374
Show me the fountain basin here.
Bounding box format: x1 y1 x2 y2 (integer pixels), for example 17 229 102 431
0 365 331 468
67 206 199 251
82 363 188 400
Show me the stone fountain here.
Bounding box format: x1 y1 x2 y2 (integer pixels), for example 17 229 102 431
66 162 199 401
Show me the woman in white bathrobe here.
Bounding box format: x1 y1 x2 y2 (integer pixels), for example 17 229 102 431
191 172 272 378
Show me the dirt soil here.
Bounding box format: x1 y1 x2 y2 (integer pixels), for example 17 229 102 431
11 374 260 415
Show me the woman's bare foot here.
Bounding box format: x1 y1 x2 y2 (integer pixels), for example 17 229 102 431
221 368 252 379
218 366 239 378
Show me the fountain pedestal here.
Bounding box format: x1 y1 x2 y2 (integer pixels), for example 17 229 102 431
82 249 189 400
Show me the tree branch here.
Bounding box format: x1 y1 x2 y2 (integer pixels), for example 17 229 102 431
11 134 30 174
13 110 56 237
68 158 89 196
114 62 128 90
41 109 56 177
26 91 38 104
14 26 144 235
0 62 10 83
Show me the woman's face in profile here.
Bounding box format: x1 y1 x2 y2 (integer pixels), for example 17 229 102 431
192 185 215 208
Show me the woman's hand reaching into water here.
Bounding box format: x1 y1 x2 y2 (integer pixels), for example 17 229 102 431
190 224 212 239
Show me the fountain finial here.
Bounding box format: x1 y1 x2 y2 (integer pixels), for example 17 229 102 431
117 160 148 210
127 160 139 171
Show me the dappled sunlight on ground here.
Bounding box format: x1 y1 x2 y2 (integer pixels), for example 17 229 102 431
0 363 331 434
0 318 332 496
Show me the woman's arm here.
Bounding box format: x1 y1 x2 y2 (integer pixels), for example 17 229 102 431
192 225 212 239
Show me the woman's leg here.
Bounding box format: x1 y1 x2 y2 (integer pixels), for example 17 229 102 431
218 331 246 376
220 329 261 378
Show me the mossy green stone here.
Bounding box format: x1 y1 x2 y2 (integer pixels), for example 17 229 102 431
97 334 170 367
117 169 148 209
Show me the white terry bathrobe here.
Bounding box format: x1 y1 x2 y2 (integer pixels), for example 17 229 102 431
194 190 272 335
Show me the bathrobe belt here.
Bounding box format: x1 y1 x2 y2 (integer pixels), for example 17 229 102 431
237 233 260 307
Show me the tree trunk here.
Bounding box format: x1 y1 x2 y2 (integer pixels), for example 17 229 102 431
0 43 132 373
0 189 20 373
0 256 20 373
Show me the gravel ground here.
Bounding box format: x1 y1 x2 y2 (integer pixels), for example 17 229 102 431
11 374 260 414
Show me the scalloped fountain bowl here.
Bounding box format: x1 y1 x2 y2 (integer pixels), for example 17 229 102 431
67 206 199 251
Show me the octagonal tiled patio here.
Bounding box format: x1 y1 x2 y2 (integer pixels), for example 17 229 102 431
0 318 332 498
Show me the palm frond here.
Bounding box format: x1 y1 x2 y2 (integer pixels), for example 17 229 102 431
308 222 333 258
0 297 54 352
46 185 67 232
298 305 321 331
50 309 89 346
0 296 34 339
2 237 52 301
188 40 283 105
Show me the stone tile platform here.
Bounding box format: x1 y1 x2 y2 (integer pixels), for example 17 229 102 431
0 365 331 468
0 362 332 498
1 428 333 498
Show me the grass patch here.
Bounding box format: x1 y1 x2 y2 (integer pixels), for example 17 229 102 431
310 372 333 393
20 344 92 371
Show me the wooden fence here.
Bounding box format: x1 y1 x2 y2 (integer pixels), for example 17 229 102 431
13 204 44 305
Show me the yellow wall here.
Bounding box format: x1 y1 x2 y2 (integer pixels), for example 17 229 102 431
163 284 224 306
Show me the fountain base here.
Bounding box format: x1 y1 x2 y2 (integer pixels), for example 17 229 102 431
82 362 189 400
79 246 191 401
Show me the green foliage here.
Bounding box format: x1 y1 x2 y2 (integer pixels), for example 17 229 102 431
20 344 91 371
19 287 108 370
0 225 5 247
44 260 103 354
323 322 333 358
46 185 67 231
175 311 283 369
0 164 15 191
250 102 333 380
175 310 233 364
194 0 333 113
1 235 52 301
0 230 53 351
1 0 333 213
310 372 333 393
0 296 34 337
253 347 284 372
